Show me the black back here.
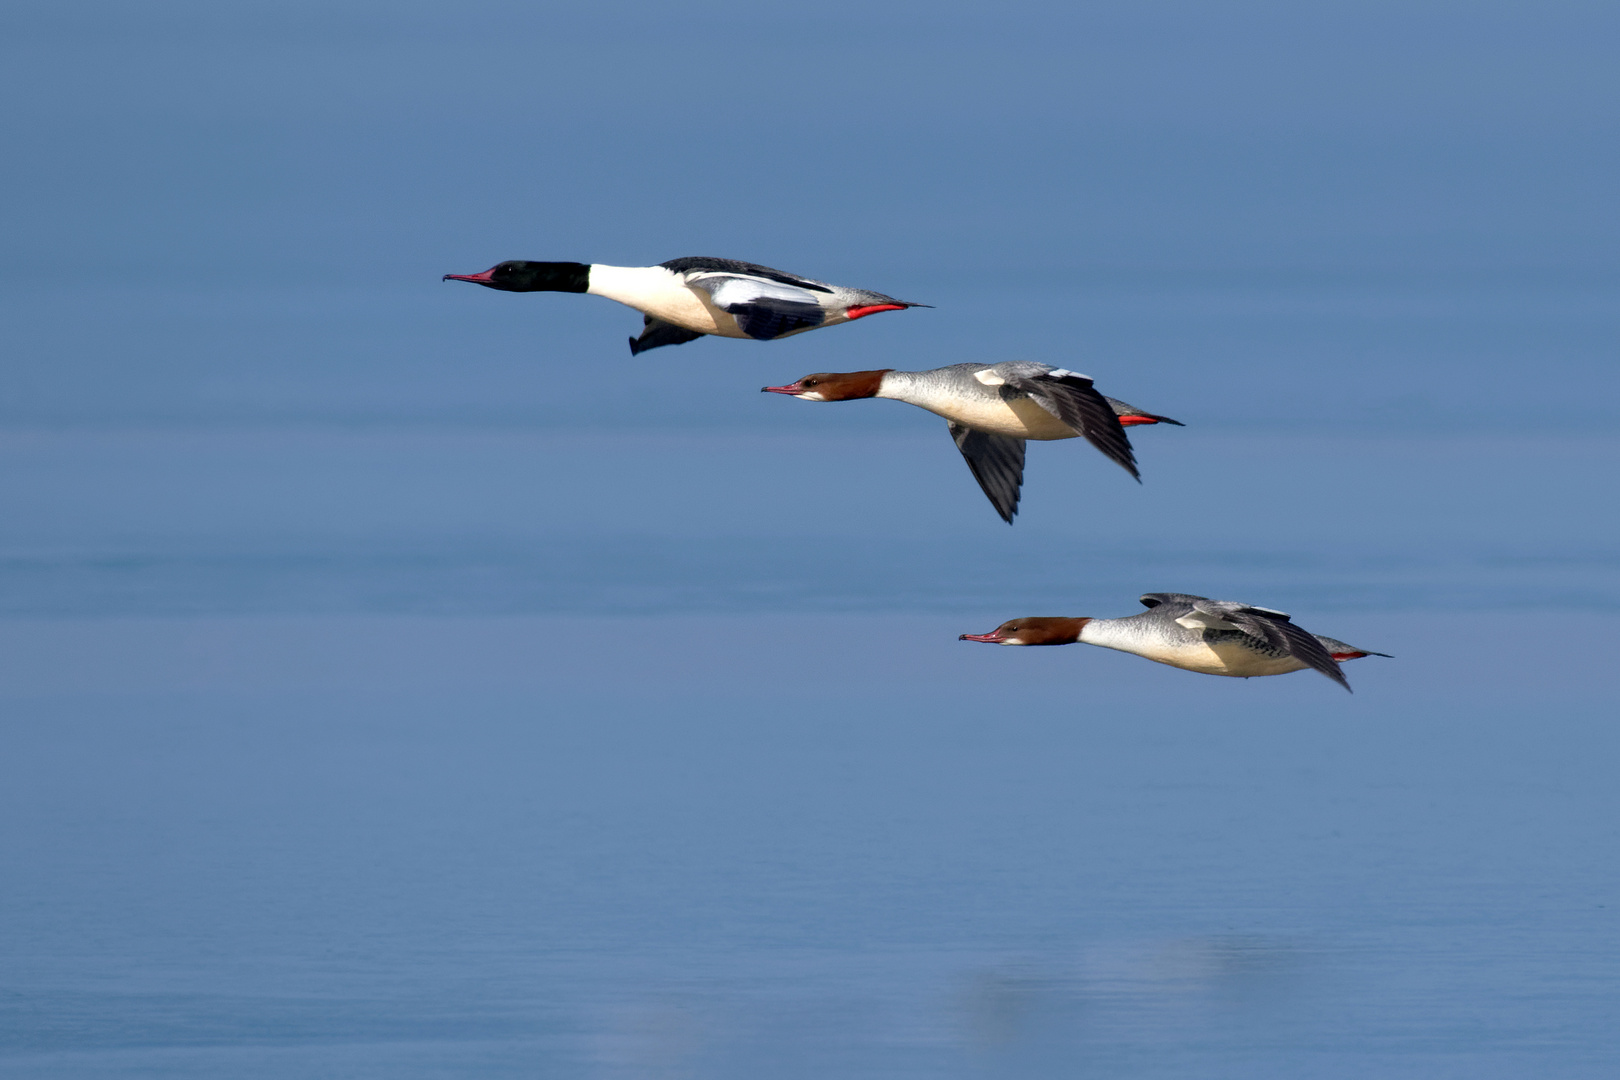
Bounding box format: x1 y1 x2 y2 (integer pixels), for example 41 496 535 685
659 256 834 294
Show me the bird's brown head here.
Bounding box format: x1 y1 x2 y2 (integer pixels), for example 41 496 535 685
760 370 890 401
959 617 1090 646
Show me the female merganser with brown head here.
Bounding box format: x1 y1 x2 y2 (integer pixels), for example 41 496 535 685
763 362 1181 523
960 593 1391 692
443 257 926 355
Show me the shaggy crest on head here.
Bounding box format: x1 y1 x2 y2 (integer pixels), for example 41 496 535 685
761 371 890 402
960 617 1090 646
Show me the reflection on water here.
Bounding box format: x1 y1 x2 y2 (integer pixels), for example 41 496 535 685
960 936 1305 1049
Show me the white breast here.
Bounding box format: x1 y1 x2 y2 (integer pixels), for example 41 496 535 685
585 265 748 338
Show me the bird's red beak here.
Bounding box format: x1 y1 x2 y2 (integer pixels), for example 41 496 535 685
845 304 907 320
761 382 803 395
443 267 498 283
1117 415 1158 427
958 629 1008 643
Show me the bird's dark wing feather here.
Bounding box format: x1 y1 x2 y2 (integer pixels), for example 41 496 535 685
1001 370 1140 480
660 257 834 293
686 274 828 340
727 298 826 340
628 315 706 355
1188 599 1352 692
949 422 1026 524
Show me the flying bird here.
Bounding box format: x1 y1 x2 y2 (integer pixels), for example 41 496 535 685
762 361 1180 523
960 593 1391 692
444 257 926 355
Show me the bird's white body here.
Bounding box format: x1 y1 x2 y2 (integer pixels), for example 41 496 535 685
585 264 748 338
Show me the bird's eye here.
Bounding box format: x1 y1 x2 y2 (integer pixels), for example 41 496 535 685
803 378 818 387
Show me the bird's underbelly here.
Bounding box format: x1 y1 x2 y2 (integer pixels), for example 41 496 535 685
1128 638 1307 677
587 271 750 338
916 396 1077 440
635 288 750 338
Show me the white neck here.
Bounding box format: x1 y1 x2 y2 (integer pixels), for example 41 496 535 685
584 264 680 307
1077 617 1137 654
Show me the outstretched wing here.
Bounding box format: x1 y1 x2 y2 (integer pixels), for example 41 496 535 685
984 364 1139 480
1175 598 1351 691
948 421 1026 524
686 273 827 340
628 315 706 356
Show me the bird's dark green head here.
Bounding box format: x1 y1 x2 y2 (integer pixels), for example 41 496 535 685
443 260 590 293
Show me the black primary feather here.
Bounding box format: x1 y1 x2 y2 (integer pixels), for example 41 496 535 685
949 422 1027 524
1007 371 1139 481
659 257 834 293
1192 599 1352 692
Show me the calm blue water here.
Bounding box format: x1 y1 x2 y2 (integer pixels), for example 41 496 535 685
3 378 1618 1077
4 1 1620 1076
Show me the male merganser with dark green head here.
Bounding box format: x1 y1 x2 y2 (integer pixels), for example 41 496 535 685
444 256 926 355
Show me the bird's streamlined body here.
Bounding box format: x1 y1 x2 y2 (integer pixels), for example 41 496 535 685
960 593 1391 692
444 257 925 355
763 362 1181 523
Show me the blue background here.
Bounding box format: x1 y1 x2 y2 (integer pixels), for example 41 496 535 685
2 2 1617 1076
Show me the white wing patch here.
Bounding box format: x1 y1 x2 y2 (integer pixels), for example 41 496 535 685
1176 612 1244 632
974 369 1007 386
1045 367 1093 381
689 274 822 308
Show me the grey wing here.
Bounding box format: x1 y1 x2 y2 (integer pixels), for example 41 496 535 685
999 368 1140 481
949 421 1026 524
1139 592 1202 611
628 315 706 355
1191 599 1352 692
688 273 827 341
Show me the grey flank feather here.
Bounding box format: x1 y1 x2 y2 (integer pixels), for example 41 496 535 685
949 421 1027 524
